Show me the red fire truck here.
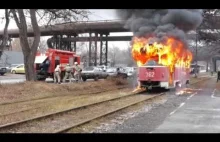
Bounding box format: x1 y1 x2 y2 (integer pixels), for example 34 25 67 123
34 48 80 81
138 60 190 90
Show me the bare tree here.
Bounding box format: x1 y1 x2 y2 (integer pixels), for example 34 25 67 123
186 10 220 73
11 38 22 52
38 39 47 54
3 9 89 81
0 9 11 57
197 9 220 49
108 45 119 66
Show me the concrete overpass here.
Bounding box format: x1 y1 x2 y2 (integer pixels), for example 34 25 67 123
0 20 204 40
0 20 132 66
0 20 128 38
0 20 217 66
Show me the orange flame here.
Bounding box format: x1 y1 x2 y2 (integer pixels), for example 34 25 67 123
132 36 193 84
132 85 146 93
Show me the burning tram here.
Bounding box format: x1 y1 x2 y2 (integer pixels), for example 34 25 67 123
131 36 193 90
138 60 190 89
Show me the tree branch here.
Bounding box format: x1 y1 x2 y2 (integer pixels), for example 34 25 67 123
30 9 40 55
0 9 11 57
11 9 21 29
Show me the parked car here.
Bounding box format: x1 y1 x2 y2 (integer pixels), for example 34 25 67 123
11 64 25 74
97 65 108 72
124 67 137 77
106 67 128 79
0 64 7 75
106 67 118 77
81 66 108 81
6 64 22 72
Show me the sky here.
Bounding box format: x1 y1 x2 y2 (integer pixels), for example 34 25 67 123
0 9 132 50
0 9 200 51
0 9 119 29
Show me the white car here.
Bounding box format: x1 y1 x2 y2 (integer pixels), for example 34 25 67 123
106 68 117 77
81 66 108 81
124 67 137 77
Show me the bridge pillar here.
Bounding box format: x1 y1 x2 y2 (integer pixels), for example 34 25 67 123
88 32 99 66
73 34 77 52
94 33 98 66
89 32 92 66
100 33 109 66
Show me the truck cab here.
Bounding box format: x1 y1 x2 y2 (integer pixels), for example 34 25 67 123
34 49 80 81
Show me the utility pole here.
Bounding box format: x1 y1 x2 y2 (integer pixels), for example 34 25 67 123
195 29 198 78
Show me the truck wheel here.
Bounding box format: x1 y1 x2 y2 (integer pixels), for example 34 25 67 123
82 78 87 82
104 75 108 79
0 73 4 76
39 78 46 81
94 76 98 81
124 74 128 79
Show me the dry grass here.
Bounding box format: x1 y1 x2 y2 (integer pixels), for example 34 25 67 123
0 88 133 126
0 93 156 133
0 79 129 104
106 77 128 86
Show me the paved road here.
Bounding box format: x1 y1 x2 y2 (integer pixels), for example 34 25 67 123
0 73 101 84
105 75 220 133
152 77 220 133
0 74 25 84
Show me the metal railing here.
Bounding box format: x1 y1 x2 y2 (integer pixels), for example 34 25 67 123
54 19 125 25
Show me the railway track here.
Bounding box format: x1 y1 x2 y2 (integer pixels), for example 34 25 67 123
55 93 164 133
0 85 128 106
0 86 129 117
0 77 209 133
0 90 164 133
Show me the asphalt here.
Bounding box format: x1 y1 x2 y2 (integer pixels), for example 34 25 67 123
104 75 220 133
152 77 220 133
0 74 25 84
0 73 103 84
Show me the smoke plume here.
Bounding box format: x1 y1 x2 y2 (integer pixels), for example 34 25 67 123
117 9 203 43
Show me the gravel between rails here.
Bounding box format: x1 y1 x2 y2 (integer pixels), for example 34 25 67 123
66 94 167 133
65 77 211 133
0 93 161 133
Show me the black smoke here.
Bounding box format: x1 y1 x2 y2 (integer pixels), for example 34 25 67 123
116 9 203 42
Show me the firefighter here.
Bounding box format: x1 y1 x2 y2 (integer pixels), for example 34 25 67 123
74 62 82 82
54 65 61 84
63 64 74 83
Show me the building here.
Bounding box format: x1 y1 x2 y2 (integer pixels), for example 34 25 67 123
0 51 24 65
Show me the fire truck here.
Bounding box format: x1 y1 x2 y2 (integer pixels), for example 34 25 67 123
34 48 80 81
138 60 190 90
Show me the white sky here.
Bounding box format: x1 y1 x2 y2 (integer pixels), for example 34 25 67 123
0 9 132 50
0 9 199 51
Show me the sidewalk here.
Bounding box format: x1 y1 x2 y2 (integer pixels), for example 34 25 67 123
152 78 220 133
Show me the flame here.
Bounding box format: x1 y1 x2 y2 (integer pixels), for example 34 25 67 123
131 36 193 84
175 88 200 95
132 85 146 93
